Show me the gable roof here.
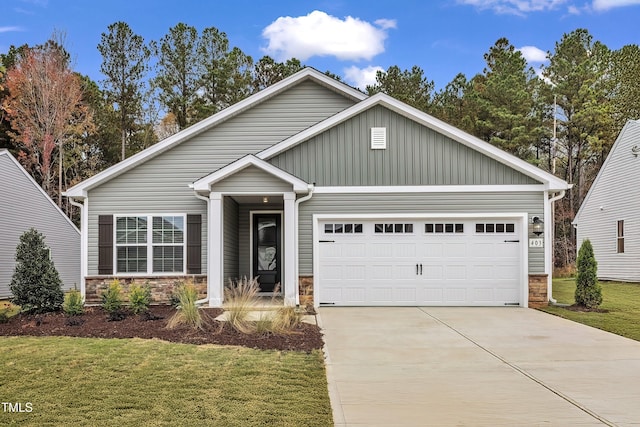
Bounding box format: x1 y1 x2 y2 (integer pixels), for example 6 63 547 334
573 119 640 224
64 68 366 198
191 154 310 193
0 149 79 233
258 93 569 191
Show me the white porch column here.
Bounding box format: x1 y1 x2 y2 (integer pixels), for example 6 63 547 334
283 192 296 306
208 192 223 307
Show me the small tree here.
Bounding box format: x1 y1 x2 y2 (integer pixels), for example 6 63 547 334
10 228 64 313
575 239 602 309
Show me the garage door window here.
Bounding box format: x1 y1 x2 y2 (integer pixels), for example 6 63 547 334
476 223 515 233
425 223 463 234
374 223 413 234
324 223 363 234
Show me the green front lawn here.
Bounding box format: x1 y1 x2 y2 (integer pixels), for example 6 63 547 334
0 337 332 427
542 278 640 341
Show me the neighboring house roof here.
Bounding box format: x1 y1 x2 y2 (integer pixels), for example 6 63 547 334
64 68 366 198
0 149 79 233
191 154 310 193
574 119 640 224
258 93 568 192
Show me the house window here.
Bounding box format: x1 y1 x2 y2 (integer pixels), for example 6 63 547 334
374 223 413 234
116 215 185 274
425 223 464 234
617 220 624 253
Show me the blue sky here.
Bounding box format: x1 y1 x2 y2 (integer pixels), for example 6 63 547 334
1 0 640 90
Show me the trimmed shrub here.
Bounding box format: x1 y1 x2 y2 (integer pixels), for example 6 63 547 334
167 282 204 330
129 283 152 315
102 280 125 321
63 289 84 316
9 228 64 314
575 239 603 309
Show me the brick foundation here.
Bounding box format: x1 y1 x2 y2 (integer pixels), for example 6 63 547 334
85 275 207 305
528 274 548 308
298 276 314 308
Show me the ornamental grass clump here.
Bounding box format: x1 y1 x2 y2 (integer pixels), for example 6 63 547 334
63 289 84 316
129 283 152 315
271 306 304 334
166 282 204 330
102 279 125 321
223 277 260 334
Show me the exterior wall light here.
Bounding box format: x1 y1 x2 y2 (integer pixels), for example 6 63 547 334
262 196 269 204
532 216 544 236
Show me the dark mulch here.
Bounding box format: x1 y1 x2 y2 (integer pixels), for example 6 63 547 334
0 306 325 352
563 304 609 313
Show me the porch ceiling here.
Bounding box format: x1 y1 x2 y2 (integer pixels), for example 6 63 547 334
229 195 284 206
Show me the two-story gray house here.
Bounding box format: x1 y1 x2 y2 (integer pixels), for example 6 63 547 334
64 68 568 308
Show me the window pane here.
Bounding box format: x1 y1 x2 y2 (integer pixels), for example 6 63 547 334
405 224 413 233
476 224 484 233
506 223 515 233
375 224 383 233
618 238 625 254
455 224 464 233
116 246 147 273
395 224 403 233
425 224 434 233
325 224 333 233
116 216 147 244
153 246 183 272
435 224 444 233
354 224 363 233
345 224 353 233
486 224 495 233
496 224 505 233
385 224 393 233
445 223 454 233
618 220 624 237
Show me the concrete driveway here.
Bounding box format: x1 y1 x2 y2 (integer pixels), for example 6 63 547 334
319 307 640 426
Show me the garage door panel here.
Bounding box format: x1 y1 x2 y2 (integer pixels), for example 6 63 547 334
318 218 522 307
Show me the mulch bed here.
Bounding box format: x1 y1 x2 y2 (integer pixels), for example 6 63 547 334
0 306 325 352
563 304 609 313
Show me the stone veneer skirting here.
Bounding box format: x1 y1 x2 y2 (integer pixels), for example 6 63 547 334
528 274 548 308
85 275 207 305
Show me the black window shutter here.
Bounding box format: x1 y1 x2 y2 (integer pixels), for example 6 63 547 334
187 214 202 274
98 215 113 274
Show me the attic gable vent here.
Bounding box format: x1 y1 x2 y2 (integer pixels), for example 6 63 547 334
370 127 387 150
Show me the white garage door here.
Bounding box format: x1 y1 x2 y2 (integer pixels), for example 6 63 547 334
318 218 522 306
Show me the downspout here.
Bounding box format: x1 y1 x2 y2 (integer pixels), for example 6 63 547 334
68 197 86 299
547 189 567 304
193 190 210 305
294 184 315 306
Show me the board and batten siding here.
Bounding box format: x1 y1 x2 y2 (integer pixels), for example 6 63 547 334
223 197 239 283
297 192 545 276
576 120 640 281
86 80 356 275
0 151 80 297
269 105 539 186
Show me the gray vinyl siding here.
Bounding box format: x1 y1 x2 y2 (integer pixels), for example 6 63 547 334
86 80 355 275
576 120 640 281
0 152 80 297
269 105 540 186
213 166 294 193
297 192 544 275
223 197 239 283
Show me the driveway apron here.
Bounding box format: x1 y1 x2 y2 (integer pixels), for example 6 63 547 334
319 307 640 427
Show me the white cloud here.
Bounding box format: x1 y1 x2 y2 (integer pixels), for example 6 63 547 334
262 10 395 61
567 5 582 13
0 26 23 33
343 65 384 89
457 0 568 15
518 46 547 62
592 0 640 10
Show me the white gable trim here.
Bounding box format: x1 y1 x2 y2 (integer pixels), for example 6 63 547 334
0 150 79 233
64 68 365 198
258 93 569 192
191 155 310 193
574 120 640 225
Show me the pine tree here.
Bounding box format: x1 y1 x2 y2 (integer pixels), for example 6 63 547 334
574 239 602 309
9 228 64 313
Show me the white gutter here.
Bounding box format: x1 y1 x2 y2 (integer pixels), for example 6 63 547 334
294 184 315 306
68 197 86 299
547 188 568 304
193 190 210 306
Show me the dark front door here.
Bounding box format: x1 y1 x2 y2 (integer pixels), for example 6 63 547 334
253 213 281 292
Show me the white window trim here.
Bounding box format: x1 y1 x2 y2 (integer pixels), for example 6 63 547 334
113 213 187 275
